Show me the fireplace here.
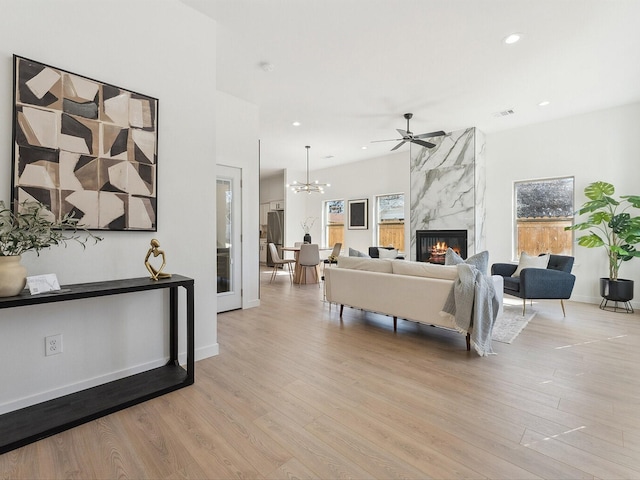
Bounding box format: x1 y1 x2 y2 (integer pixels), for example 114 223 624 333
416 230 468 264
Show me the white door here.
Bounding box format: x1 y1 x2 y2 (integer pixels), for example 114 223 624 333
217 165 242 312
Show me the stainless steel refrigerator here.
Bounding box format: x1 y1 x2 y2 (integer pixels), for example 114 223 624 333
266 210 284 267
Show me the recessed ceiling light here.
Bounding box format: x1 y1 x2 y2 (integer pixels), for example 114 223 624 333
538 100 550 107
361 146 368 150
292 121 301 127
503 33 521 45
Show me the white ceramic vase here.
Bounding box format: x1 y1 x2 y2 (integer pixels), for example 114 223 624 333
0 255 28 297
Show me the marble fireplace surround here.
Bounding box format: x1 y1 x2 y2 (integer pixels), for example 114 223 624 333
410 127 486 262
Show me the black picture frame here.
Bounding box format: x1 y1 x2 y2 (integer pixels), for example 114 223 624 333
12 55 159 231
348 199 368 230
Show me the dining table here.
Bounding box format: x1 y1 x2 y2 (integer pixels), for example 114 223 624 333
282 245 332 284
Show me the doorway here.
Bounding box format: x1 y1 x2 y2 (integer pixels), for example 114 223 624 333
217 165 242 312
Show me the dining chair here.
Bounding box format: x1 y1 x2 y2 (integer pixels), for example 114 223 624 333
323 242 342 268
268 242 295 284
288 241 303 260
297 243 321 286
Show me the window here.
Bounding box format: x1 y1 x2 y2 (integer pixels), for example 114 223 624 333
324 200 344 247
376 193 404 250
514 177 574 258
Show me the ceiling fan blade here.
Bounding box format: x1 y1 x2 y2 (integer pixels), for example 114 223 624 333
371 138 403 143
411 139 436 149
396 128 408 137
414 130 446 139
390 140 407 151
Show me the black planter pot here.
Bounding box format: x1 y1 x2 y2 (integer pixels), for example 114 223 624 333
303 233 311 244
599 278 634 313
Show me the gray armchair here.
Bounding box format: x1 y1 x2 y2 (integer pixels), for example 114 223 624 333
491 254 576 316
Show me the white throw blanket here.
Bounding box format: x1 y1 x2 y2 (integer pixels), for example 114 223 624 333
441 264 499 356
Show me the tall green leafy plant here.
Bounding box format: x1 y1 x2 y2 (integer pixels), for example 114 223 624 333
566 181 640 280
0 200 102 256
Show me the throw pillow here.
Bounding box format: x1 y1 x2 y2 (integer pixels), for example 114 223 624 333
512 252 550 277
377 248 398 259
348 247 370 258
444 248 489 275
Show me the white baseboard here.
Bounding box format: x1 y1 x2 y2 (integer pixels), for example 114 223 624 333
195 343 219 361
0 344 220 415
571 294 638 310
0 358 167 415
244 299 260 309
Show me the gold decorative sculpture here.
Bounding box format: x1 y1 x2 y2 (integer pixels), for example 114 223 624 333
145 238 172 280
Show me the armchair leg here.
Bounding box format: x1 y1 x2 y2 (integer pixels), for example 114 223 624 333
560 299 566 317
466 333 471 351
522 299 526 316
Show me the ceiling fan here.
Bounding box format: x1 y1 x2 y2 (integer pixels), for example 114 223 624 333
372 113 445 151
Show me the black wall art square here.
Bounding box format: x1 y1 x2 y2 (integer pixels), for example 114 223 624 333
348 198 368 230
12 55 158 231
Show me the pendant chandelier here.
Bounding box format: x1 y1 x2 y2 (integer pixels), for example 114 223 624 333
287 145 330 194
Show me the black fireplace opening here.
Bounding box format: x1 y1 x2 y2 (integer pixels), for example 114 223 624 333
416 230 468 264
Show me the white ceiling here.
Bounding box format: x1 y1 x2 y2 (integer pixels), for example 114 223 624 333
182 0 640 177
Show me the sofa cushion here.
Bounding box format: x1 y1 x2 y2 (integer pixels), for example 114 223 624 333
512 252 549 277
348 247 370 258
337 256 393 273
503 276 521 292
445 248 489 275
378 248 398 259
391 260 458 280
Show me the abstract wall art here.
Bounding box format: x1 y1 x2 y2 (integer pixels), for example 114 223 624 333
12 55 158 231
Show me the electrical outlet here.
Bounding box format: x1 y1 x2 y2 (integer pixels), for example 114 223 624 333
45 334 63 356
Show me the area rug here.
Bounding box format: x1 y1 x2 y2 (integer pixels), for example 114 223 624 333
492 305 536 344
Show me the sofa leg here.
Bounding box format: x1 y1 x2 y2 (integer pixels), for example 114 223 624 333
466 333 471 351
560 299 566 317
522 299 526 316
339 304 344 317
393 316 397 331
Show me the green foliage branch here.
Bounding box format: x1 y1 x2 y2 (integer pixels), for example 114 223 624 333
0 200 102 257
565 181 640 280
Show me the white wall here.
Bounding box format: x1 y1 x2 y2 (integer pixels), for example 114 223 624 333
0 0 219 413
216 91 260 308
260 171 285 204
485 102 640 308
302 151 410 253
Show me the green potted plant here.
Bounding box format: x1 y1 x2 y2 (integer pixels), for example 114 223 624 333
565 181 640 309
0 200 102 297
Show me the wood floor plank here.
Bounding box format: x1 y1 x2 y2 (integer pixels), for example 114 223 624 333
521 428 640 479
1 267 639 479
253 410 373 479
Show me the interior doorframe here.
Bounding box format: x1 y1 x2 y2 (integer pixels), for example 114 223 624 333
216 165 243 313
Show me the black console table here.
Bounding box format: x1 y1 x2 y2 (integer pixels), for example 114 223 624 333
0 275 194 454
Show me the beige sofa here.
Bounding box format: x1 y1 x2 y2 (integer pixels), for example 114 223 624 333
324 256 503 350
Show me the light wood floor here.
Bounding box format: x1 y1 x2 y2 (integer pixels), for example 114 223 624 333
2 267 640 479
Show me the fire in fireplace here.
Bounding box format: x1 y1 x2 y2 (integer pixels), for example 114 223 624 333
416 230 468 264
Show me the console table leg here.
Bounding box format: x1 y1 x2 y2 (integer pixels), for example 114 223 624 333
186 283 195 384
168 286 179 366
